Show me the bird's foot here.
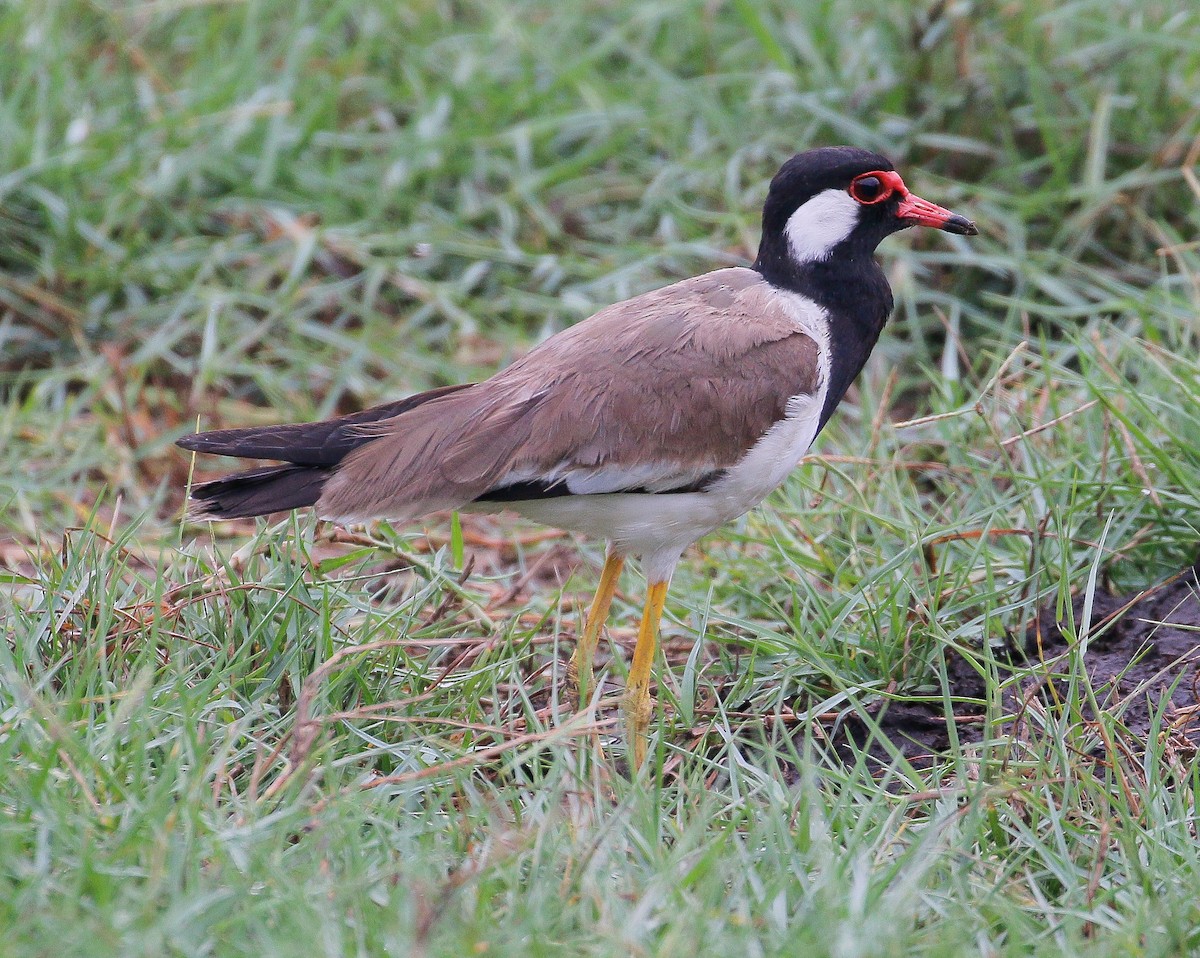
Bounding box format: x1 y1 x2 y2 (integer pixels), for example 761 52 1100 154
566 645 596 709
622 687 655 770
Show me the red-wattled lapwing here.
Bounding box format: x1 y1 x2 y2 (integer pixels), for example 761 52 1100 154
177 146 977 767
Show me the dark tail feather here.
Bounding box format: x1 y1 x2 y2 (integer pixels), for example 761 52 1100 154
187 464 332 520
177 383 476 520
175 383 474 466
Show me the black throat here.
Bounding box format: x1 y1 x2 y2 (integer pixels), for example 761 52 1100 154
754 234 895 431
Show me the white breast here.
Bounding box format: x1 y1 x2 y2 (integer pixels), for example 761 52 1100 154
706 289 831 519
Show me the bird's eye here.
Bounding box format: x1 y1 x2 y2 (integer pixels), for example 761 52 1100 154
849 173 894 205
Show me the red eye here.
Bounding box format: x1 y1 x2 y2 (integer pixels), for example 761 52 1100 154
849 171 898 205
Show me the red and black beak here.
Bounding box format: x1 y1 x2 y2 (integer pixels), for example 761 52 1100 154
896 192 977 235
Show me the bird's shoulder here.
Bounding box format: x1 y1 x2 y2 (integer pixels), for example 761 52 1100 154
502 267 822 389
572 266 810 350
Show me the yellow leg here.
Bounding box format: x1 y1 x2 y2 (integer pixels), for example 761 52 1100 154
623 579 669 769
567 552 625 708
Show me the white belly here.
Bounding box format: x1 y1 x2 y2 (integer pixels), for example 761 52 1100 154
470 490 721 557
468 288 831 578
703 391 823 519
467 390 822 571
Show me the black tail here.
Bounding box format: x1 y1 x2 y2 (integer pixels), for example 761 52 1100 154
186 464 334 519
178 383 473 520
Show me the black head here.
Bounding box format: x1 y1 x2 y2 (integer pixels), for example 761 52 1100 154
751 147 978 433
753 146 976 290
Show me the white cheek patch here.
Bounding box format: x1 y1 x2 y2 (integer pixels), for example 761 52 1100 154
784 188 861 264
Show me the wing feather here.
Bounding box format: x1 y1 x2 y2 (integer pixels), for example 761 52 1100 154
317 268 822 521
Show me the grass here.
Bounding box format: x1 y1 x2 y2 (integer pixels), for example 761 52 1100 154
3 0 1200 954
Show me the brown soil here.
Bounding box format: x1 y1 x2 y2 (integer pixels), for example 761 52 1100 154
833 562 1200 767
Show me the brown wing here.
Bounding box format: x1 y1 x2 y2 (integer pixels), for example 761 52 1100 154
316 268 821 522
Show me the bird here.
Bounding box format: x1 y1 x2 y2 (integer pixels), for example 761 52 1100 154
177 146 977 768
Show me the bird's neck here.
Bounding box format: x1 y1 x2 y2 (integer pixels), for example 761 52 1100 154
754 246 894 430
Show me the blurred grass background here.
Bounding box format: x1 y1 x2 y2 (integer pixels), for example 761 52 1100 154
3 0 1200 955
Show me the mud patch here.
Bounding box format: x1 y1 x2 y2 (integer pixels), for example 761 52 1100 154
834 563 1200 767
